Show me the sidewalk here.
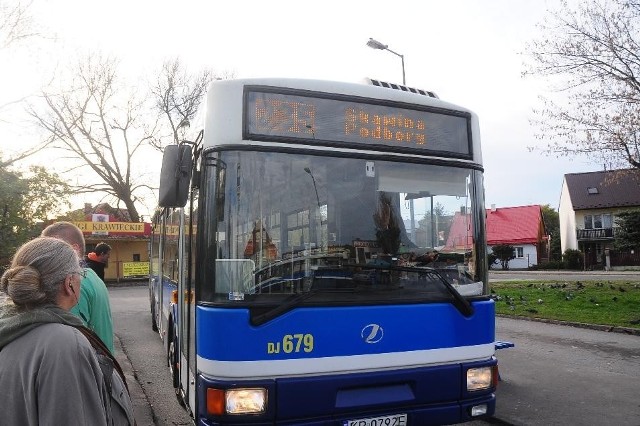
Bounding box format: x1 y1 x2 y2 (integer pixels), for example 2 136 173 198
114 334 156 426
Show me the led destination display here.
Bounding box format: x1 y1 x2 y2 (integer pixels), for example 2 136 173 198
245 89 471 156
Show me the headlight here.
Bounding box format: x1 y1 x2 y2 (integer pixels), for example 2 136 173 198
467 366 493 391
206 387 267 415
227 388 267 414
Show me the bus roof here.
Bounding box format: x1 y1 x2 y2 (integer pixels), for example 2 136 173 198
192 77 482 164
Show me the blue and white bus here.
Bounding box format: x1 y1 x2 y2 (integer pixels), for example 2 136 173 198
149 77 497 425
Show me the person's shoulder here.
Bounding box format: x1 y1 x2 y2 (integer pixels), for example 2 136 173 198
83 268 107 286
82 268 110 298
84 257 100 268
29 323 91 350
25 325 100 372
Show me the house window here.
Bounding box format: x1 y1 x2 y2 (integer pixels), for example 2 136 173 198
133 254 140 261
515 247 524 258
593 215 602 229
587 187 599 194
584 214 612 230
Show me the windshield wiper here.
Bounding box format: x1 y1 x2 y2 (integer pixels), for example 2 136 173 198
250 288 353 326
353 264 474 317
436 271 474 317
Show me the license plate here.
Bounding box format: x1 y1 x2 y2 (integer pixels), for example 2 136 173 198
343 413 407 426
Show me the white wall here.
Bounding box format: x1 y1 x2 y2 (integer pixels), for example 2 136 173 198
510 244 538 269
489 244 538 269
558 179 577 252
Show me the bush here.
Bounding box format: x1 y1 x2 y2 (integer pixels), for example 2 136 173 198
562 249 583 270
530 260 565 270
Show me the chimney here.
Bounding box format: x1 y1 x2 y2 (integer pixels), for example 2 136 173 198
491 204 496 213
84 203 92 215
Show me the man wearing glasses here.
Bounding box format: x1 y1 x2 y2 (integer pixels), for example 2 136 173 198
41 222 115 354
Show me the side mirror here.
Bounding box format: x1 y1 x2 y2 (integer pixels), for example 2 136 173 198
158 144 193 208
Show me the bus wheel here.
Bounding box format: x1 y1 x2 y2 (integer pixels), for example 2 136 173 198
167 323 185 406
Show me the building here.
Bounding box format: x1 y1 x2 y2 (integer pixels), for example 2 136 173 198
72 203 152 282
444 205 549 269
559 169 640 269
485 205 549 269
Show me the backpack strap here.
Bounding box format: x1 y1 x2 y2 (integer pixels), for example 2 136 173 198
76 326 130 393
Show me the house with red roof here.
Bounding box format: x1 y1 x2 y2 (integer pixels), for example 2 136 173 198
444 204 549 269
486 205 549 268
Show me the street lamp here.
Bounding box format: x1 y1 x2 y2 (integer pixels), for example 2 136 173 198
366 37 405 85
304 167 325 249
304 167 321 208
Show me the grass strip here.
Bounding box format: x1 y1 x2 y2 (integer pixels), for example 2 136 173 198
490 280 640 329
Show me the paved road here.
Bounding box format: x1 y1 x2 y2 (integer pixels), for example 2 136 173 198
110 285 191 426
493 316 640 426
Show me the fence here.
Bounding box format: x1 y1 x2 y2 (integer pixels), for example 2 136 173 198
610 251 640 267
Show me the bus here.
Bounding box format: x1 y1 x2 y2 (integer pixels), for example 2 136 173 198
149 77 497 425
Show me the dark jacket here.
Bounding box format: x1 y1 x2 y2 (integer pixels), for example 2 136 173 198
85 255 107 281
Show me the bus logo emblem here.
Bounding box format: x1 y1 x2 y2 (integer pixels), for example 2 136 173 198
361 324 383 344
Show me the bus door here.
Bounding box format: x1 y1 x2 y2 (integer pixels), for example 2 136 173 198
178 190 198 411
149 212 164 336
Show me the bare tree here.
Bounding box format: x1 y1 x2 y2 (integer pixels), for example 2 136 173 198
524 0 640 170
0 0 37 99
28 55 159 222
0 0 51 167
0 0 36 49
1 0 37 117
150 58 215 149
0 140 51 167
27 55 223 222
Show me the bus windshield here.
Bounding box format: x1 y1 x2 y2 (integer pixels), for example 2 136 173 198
200 150 485 305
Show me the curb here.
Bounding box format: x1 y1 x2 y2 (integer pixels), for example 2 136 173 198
113 334 156 426
497 314 640 336
106 280 148 288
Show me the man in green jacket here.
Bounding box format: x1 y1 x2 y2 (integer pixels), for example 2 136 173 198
41 221 115 354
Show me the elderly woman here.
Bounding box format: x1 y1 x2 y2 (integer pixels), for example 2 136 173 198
0 237 134 425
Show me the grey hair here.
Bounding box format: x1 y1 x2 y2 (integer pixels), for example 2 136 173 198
0 237 80 308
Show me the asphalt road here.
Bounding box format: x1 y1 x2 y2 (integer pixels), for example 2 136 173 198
110 285 191 426
109 282 640 426
493 317 640 425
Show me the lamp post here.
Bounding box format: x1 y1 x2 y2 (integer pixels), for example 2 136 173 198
304 167 324 250
304 167 321 209
366 38 415 243
366 38 406 85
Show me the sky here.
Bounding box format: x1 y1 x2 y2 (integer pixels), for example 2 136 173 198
1 0 598 219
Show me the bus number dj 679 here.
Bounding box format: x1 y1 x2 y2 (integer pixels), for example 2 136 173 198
267 333 314 354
